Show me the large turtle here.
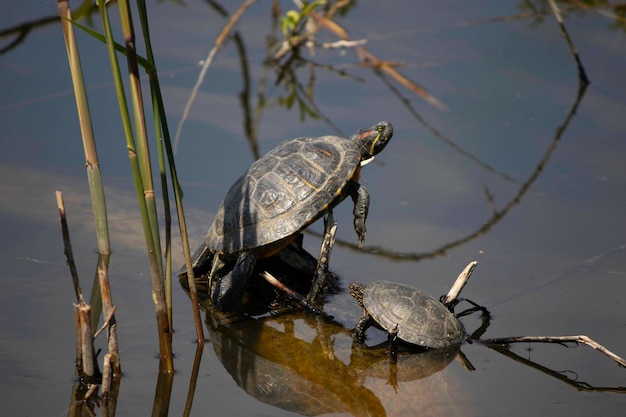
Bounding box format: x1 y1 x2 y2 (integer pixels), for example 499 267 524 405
349 280 465 349
192 121 393 311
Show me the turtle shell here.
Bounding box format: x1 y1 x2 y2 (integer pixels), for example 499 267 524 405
362 281 465 349
206 135 361 254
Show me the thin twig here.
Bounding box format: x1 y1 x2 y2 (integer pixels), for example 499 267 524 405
321 39 367 49
261 271 325 315
93 305 118 338
174 0 257 152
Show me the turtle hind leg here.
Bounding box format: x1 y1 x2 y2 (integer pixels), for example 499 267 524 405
211 251 256 311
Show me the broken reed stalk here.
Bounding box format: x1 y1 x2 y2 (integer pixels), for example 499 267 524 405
57 192 105 396
96 253 121 380
77 302 99 384
101 353 112 399
56 191 83 302
479 335 626 368
441 261 478 306
58 0 121 384
57 190 100 383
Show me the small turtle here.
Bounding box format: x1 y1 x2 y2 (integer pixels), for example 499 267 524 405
349 280 465 349
191 121 393 311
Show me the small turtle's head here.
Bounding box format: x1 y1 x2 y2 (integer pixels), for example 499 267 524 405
353 121 393 161
348 282 367 307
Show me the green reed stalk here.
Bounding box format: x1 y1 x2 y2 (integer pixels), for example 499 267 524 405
59 1 110 256
115 0 173 372
135 0 205 342
133 2 174 331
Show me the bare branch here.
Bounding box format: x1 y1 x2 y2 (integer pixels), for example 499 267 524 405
478 335 626 368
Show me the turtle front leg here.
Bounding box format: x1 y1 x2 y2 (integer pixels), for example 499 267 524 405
353 311 373 343
348 180 370 247
211 251 256 311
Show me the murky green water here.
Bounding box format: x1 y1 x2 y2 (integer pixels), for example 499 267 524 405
1 1 625 416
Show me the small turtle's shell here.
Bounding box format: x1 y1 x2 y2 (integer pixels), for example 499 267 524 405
207 135 360 254
362 281 465 349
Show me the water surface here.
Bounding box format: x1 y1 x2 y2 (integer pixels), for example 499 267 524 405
1 1 625 416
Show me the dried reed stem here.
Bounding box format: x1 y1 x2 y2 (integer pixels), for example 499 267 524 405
56 191 82 301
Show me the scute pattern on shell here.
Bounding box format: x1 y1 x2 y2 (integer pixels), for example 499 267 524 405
206 135 361 253
363 281 465 349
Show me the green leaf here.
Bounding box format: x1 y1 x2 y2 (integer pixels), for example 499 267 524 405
301 0 326 17
63 16 154 71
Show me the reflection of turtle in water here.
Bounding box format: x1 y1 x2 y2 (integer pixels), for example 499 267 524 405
207 311 385 417
206 308 463 417
349 281 466 349
189 121 394 311
350 342 460 391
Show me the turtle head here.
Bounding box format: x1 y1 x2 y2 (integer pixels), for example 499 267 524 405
353 121 393 161
348 282 366 307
